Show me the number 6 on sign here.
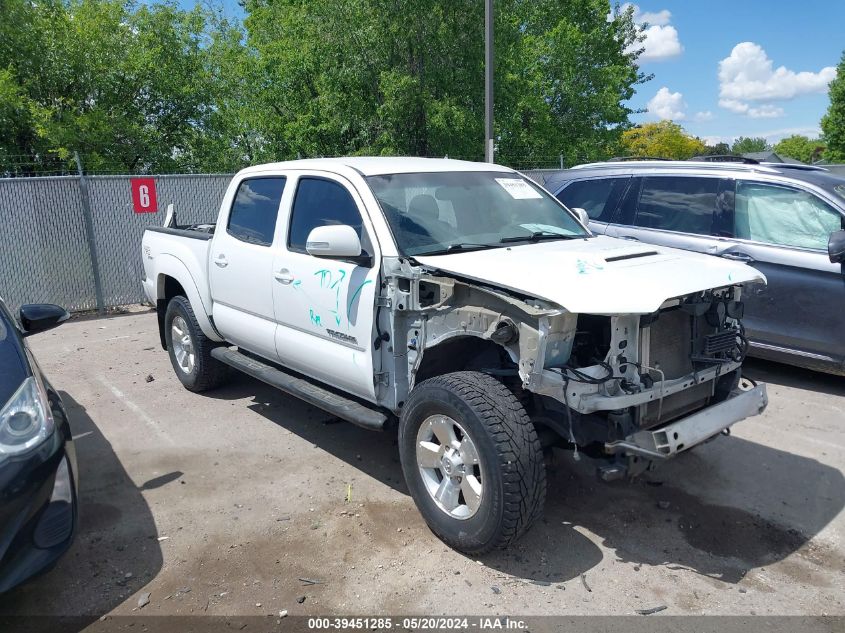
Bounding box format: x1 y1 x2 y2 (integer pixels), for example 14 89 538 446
131 177 158 213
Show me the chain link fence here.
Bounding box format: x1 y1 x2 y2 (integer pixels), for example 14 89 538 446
0 173 232 313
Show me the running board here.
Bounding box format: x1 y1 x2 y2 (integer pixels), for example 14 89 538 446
210 347 388 431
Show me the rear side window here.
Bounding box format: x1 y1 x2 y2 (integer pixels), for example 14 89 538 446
735 181 843 250
634 176 720 235
288 177 363 252
556 178 628 222
227 177 286 246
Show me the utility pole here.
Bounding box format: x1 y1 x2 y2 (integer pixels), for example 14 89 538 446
484 0 494 163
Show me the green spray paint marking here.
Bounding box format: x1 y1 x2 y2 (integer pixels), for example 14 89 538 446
346 279 373 320
309 309 322 327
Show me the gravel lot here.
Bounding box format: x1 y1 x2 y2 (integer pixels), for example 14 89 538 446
0 309 842 620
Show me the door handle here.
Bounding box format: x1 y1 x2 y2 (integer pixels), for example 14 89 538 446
721 251 754 263
618 235 640 241
214 254 228 268
273 268 295 284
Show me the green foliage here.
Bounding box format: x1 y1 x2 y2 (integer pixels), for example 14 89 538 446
620 121 706 160
243 0 647 165
0 0 648 173
731 136 770 155
701 142 732 156
773 135 824 164
822 51 845 162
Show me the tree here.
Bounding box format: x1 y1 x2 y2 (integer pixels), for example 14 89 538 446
0 0 650 173
0 0 242 174
822 50 845 162
702 142 732 156
731 136 770 155
242 0 648 165
620 121 706 160
773 135 825 164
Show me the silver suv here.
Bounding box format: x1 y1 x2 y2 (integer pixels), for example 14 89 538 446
547 160 845 376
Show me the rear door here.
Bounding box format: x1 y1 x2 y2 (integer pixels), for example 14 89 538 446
271 172 381 401
209 176 287 360
604 175 733 256
553 176 630 235
713 179 845 365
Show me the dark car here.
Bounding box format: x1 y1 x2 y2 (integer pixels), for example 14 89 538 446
547 160 845 376
0 298 77 592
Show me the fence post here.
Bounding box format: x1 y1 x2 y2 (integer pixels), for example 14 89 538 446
559 153 564 170
74 152 105 314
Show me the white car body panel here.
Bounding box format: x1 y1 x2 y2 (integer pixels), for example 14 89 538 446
415 235 765 315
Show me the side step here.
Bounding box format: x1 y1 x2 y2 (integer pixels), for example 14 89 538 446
211 347 389 431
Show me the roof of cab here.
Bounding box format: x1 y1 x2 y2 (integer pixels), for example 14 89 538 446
238 157 516 177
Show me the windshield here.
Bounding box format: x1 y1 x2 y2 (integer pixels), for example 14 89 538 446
366 171 589 256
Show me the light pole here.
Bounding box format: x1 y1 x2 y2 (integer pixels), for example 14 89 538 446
484 0 494 163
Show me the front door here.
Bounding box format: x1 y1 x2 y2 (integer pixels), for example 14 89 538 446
713 180 845 366
271 173 381 401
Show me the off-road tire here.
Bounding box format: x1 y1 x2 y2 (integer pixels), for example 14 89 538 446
164 296 229 392
398 371 546 554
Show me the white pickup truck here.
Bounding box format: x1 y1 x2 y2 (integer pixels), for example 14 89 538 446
141 157 768 553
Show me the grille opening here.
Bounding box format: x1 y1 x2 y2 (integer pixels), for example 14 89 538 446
571 315 611 367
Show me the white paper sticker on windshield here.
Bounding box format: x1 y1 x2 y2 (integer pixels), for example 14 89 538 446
495 178 543 199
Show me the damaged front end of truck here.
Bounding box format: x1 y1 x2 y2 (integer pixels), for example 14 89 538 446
378 252 768 480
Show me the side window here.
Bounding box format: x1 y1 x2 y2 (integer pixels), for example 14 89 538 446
227 177 286 246
634 176 720 235
288 177 364 252
735 181 844 250
556 178 628 222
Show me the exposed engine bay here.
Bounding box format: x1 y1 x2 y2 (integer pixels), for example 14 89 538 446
376 256 768 477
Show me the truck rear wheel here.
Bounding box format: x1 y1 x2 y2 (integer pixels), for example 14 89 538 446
164 296 229 392
398 371 546 554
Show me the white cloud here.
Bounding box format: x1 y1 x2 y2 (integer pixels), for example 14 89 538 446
647 86 686 120
718 99 784 119
717 42 837 118
633 8 671 25
693 110 714 122
623 4 683 62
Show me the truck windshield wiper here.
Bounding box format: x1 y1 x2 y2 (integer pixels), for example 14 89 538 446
419 242 498 255
499 231 580 244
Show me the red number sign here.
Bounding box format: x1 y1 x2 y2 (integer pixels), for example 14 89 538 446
131 178 158 213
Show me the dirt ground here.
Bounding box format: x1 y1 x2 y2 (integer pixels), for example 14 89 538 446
0 309 843 620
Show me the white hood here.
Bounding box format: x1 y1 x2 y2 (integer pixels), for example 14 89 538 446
414 235 766 315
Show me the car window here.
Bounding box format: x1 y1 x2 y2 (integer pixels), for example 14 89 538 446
227 177 286 246
288 177 364 252
633 176 720 235
556 178 628 222
735 181 843 250
366 171 588 256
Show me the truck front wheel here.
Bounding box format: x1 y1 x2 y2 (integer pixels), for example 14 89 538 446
164 296 229 392
398 371 546 554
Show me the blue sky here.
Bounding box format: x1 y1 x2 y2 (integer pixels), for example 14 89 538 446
179 0 842 146
623 1 843 144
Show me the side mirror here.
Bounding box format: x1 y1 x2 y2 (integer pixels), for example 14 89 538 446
19 303 70 337
830 230 845 264
305 225 371 266
571 207 591 227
